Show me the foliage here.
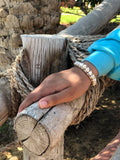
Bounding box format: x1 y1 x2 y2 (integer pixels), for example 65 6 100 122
75 0 103 8
77 0 103 14
61 0 103 14
111 15 120 23
60 12 82 24
60 6 120 25
61 6 84 15
60 6 85 24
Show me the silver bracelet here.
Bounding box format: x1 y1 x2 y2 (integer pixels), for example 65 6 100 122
74 61 97 86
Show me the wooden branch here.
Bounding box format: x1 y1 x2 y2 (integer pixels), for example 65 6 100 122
58 0 120 37
15 35 70 159
15 96 85 156
0 78 11 127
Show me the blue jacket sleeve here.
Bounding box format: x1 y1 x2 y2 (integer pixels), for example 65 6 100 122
83 27 120 81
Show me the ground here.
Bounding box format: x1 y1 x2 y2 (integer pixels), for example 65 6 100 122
0 23 120 160
64 82 120 160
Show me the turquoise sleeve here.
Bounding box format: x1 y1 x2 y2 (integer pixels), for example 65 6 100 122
83 28 120 81
83 50 114 77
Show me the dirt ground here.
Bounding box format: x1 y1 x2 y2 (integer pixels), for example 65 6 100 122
64 82 120 160
0 22 120 160
0 82 120 160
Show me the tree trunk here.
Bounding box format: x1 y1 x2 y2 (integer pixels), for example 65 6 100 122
58 0 120 37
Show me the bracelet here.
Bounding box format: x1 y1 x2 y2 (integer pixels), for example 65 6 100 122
74 61 97 86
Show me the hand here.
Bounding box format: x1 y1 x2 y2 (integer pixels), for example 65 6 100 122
18 61 98 113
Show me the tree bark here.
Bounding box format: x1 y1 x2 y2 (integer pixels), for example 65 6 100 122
58 0 120 37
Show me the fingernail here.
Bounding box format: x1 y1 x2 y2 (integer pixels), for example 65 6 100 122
39 101 48 108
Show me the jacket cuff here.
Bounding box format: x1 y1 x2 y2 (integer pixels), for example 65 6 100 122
83 51 114 77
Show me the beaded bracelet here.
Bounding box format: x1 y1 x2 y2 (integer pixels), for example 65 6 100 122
74 61 97 86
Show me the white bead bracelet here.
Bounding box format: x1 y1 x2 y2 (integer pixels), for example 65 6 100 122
74 61 97 86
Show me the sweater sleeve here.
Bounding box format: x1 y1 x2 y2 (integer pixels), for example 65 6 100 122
83 27 120 81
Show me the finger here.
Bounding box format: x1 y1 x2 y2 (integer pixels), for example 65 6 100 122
18 83 52 113
18 73 71 113
18 84 69 113
38 87 74 109
18 93 37 113
17 83 53 113
18 81 69 113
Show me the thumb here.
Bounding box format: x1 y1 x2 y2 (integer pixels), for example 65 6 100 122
38 88 72 109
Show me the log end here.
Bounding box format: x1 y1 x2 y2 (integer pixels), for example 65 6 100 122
15 115 50 155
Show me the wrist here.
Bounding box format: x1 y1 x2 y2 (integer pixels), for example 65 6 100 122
83 51 114 77
83 61 98 77
74 61 97 86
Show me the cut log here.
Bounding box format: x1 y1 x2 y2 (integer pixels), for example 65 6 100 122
0 77 11 127
15 96 85 156
15 34 70 159
23 136 64 160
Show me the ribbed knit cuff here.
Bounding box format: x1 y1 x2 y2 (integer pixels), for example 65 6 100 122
83 51 114 77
